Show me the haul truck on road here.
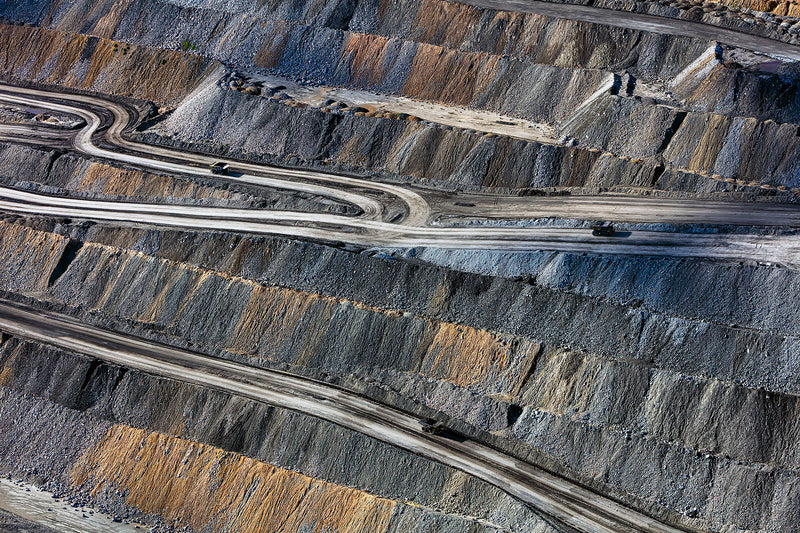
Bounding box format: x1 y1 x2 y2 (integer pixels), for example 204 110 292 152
210 161 230 175
421 418 447 435
591 221 615 236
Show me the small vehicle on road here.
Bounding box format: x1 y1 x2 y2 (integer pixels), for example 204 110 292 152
209 161 230 175
591 221 615 236
420 418 447 435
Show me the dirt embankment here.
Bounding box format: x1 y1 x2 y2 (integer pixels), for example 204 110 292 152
73 426 397 533
0 143 356 213
721 0 800 16
15 0 712 79
0 336 546 533
0 143 249 204
1 219 799 531
0 24 217 104
146 80 799 193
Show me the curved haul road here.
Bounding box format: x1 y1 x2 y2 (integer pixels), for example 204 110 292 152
1 85 800 268
0 4 793 531
0 299 694 533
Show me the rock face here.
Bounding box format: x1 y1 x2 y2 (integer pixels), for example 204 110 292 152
0 143 355 213
73 427 398 533
3 0 799 191
0 24 217 104
143 75 800 191
143 81 673 190
0 214 799 531
0 338 553 533
0 0 798 532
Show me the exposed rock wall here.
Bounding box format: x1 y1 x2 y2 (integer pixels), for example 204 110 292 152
564 92 800 187
3 2 797 194
0 24 217 104
672 63 800 124
0 221 69 293
16 219 787 397
0 337 551 533
0 0 798 530
0 219 798 530
10 0 796 110
716 0 800 16
141 81 693 191
73 426 398 533
0 142 354 213
10 0 712 81
147 80 798 192
662 111 800 186
397 248 800 336
37 235 538 401
252 26 611 123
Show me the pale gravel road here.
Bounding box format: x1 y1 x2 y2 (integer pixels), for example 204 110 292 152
0 299 695 533
1 85 800 267
0 3 794 531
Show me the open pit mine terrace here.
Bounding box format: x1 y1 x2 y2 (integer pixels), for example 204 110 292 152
2 0 800 532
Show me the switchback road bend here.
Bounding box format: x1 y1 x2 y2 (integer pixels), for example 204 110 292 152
1 85 800 268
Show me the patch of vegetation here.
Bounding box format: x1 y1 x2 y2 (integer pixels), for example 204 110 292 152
179 40 196 51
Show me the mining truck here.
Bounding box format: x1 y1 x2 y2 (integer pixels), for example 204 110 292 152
591 221 615 236
209 161 230 175
420 418 447 435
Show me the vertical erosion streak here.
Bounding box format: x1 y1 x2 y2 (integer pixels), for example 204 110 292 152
657 111 688 154
47 239 83 288
71 425 397 533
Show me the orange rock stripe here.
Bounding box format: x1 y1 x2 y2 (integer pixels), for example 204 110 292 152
71 425 397 533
